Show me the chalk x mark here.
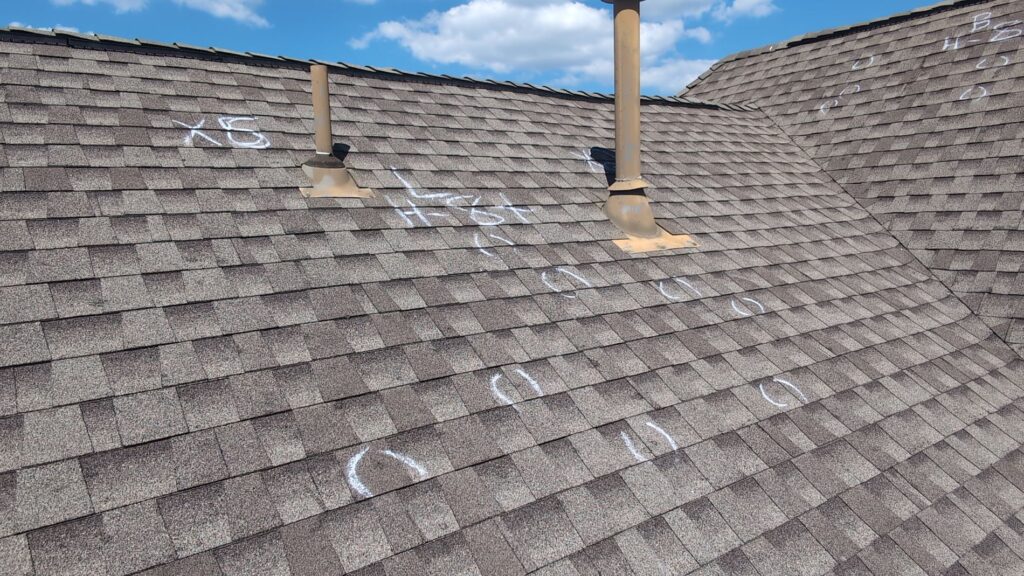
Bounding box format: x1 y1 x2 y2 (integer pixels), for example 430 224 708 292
621 431 645 462
572 149 603 173
498 193 533 224
645 421 678 452
172 118 221 147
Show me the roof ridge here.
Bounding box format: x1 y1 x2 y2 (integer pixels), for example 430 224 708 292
0 25 756 112
682 0 993 94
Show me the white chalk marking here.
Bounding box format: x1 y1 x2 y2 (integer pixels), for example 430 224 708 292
389 166 450 200
656 281 682 301
731 296 764 317
346 446 373 498
515 368 543 396
942 36 963 51
542 268 592 299
759 382 789 408
572 149 603 173
490 373 520 412
976 55 1011 69
645 421 678 452
217 116 270 149
499 193 533 224
774 376 808 403
731 298 752 317
959 85 988 101
490 233 515 246
674 278 702 297
385 195 446 227
657 277 702 300
851 55 875 70
172 118 222 147
838 84 861 97
540 271 568 298
473 232 494 257
819 99 838 114
991 20 1022 42
381 449 428 480
972 12 992 33
555 267 592 288
741 297 765 313
620 431 645 462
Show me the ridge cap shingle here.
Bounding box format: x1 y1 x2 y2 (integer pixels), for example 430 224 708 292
0 25 735 110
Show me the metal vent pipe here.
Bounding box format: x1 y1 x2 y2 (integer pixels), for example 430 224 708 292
310 64 333 156
601 0 658 239
602 0 648 192
300 64 373 198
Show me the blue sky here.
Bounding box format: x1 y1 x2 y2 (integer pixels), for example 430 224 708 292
9 0 933 94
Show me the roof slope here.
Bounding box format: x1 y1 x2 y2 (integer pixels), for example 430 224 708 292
1 31 1023 576
684 0 1024 358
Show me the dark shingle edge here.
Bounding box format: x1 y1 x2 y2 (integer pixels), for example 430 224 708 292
0 26 757 112
681 0 993 94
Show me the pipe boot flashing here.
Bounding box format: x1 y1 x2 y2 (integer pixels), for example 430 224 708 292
300 64 373 198
601 0 658 239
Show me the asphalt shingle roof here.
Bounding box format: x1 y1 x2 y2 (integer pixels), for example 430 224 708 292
684 0 1024 358
0 12 1022 575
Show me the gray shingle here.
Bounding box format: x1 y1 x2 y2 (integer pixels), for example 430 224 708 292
114 388 187 445
27 515 107 576
0 285 55 324
102 500 177 576
0 534 32 576
0 322 49 367
80 440 177 511
3 459 92 537
42 314 123 359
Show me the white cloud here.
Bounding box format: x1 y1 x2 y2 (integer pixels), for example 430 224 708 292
713 0 778 22
642 56 715 93
172 0 268 27
50 0 147 12
51 0 268 26
643 0 717 20
351 0 709 93
9 21 83 33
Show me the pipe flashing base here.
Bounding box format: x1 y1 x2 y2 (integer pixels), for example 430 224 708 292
300 155 374 198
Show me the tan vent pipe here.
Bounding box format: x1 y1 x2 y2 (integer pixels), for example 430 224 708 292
300 65 373 198
600 0 658 239
311 64 333 155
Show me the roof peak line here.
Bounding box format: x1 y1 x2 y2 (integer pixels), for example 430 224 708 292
710 0 992 65
0 26 756 113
